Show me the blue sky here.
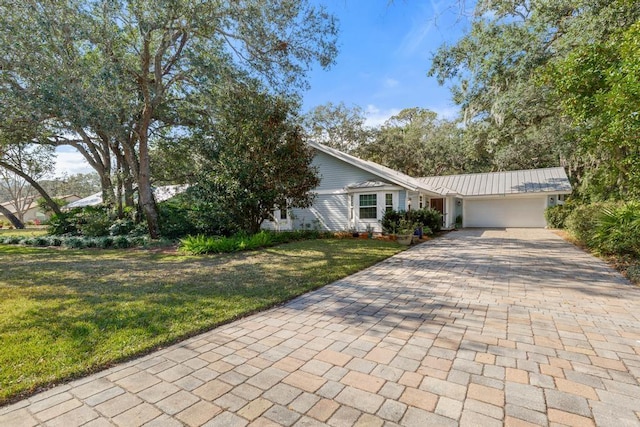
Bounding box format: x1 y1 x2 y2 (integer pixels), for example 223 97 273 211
55 0 470 176
302 0 470 125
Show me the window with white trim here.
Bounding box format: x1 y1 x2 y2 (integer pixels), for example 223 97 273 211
385 193 393 212
359 194 377 219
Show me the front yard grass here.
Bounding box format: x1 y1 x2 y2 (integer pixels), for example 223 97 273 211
0 238 404 404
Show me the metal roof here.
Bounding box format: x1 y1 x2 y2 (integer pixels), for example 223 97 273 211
63 185 189 209
308 141 457 196
418 167 571 197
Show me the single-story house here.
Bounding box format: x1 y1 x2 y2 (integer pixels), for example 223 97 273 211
263 141 571 232
0 194 81 224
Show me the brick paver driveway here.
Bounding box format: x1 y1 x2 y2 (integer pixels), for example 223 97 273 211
2 229 640 426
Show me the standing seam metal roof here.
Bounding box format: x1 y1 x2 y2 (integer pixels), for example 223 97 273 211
418 167 571 197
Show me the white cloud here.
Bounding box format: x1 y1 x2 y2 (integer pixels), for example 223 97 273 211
51 147 93 178
364 105 401 127
384 78 399 88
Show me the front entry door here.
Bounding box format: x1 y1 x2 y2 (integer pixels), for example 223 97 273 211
430 198 444 214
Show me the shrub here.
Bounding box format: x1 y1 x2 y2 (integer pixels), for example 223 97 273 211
544 203 574 229
77 207 112 237
381 210 404 234
158 199 198 239
64 236 85 249
113 236 131 249
247 231 273 249
179 230 328 255
49 236 63 247
33 237 49 247
47 211 78 235
109 217 137 236
409 208 442 233
569 201 625 249
382 208 441 235
591 201 640 257
626 263 640 283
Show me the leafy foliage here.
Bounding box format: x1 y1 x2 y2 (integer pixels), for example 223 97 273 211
381 208 441 235
565 201 615 248
409 208 442 233
591 202 640 257
429 0 640 199
190 85 320 234
358 108 469 176
47 207 142 238
549 18 640 199
0 0 339 238
544 203 574 229
179 230 331 255
302 102 373 153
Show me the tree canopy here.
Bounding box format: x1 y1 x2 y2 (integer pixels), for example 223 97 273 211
188 84 320 235
0 0 338 237
429 0 640 199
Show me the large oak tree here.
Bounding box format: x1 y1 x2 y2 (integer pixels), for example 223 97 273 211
0 0 338 237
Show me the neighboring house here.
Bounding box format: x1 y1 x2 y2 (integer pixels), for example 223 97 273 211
64 185 189 209
263 141 571 232
0 194 81 223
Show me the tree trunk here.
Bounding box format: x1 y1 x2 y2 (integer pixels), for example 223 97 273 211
137 133 160 238
0 204 25 229
0 161 63 216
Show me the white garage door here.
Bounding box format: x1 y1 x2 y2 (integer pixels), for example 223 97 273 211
464 197 547 228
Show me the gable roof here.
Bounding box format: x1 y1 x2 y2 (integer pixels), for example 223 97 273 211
418 167 572 197
307 140 456 196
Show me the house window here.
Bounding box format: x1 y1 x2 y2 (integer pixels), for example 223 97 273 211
385 193 393 212
280 209 287 220
359 194 377 219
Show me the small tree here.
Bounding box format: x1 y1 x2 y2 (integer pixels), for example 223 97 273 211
192 85 320 235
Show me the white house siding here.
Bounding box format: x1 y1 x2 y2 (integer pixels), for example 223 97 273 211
291 193 349 231
464 195 548 228
312 151 383 191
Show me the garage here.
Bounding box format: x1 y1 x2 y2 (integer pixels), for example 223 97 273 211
420 167 572 229
463 196 548 228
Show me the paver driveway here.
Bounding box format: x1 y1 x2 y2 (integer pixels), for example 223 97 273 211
2 229 639 426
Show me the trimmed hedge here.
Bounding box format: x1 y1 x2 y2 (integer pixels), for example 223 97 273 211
0 234 151 249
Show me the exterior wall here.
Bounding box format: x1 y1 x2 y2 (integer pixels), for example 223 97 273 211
291 193 350 231
262 150 404 232
312 150 382 191
351 190 400 233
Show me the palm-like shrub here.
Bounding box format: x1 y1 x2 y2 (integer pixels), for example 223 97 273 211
591 202 640 256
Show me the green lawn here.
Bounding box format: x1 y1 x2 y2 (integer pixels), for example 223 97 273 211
0 238 404 404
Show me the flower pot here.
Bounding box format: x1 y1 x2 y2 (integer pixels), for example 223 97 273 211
396 234 413 245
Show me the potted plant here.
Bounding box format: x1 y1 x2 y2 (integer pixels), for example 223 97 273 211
365 224 374 239
396 218 418 245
